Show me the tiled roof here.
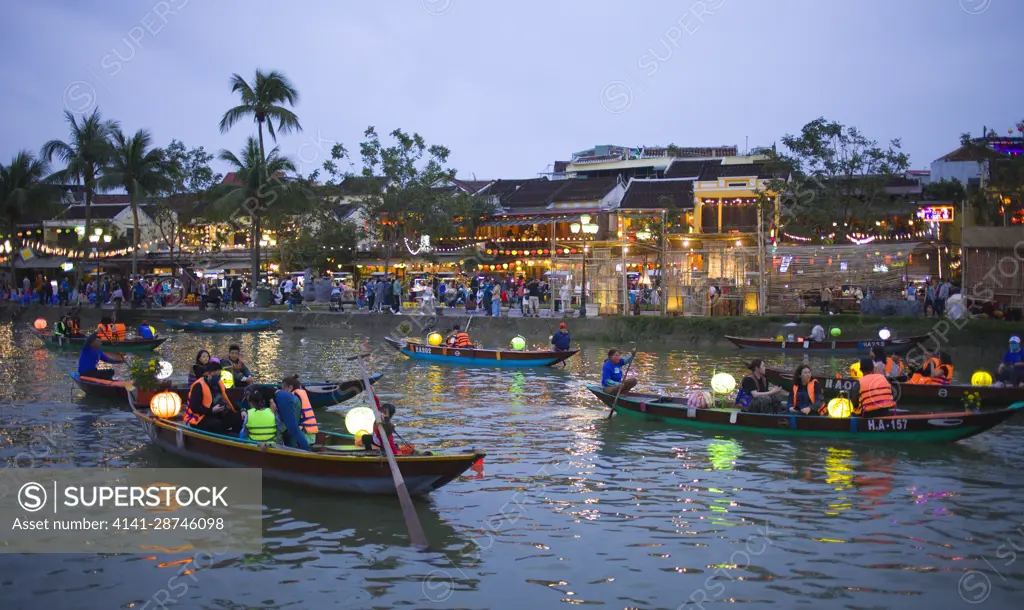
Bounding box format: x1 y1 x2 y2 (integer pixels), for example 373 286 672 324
938 144 1006 163
664 160 708 179
61 204 128 220
481 179 543 204
717 163 766 178
620 180 694 210
503 179 565 208
450 179 494 194
549 177 619 202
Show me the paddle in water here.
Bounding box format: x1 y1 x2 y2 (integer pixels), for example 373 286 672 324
347 351 429 551
607 347 638 419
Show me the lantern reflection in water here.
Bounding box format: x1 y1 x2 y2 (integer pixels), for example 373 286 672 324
824 448 854 516
706 438 742 471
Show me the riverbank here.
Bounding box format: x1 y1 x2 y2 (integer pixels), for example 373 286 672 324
10 304 1017 348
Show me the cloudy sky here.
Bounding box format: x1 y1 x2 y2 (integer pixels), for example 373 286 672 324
2 0 1021 182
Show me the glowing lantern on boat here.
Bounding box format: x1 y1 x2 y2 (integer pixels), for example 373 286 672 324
427 332 443 346
220 369 235 389
878 328 891 340
156 360 173 380
848 361 863 379
826 394 853 418
150 391 182 419
830 327 841 337
775 335 784 342
971 370 993 386
710 373 736 395
33 318 47 330
345 406 376 438
510 335 526 351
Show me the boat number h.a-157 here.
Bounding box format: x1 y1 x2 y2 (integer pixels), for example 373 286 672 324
866 419 908 431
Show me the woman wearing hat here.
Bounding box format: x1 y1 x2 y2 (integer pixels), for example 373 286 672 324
551 322 571 351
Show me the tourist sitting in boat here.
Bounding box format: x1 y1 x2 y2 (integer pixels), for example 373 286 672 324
362 402 399 453
909 351 953 385
809 324 826 342
870 346 905 379
221 344 253 387
790 364 824 415
77 333 122 381
285 375 319 446
736 359 786 413
447 324 473 348
994 336 1023 387
272 381 310 451
95 317 115 341
602 349 636 394
55 314 71 337
551 322 571 351
189 350 211 384
851 357 897 417
137 322 157 339
240 387 280 444
183 361 241 435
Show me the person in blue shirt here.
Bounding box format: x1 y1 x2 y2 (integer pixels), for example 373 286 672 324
551 322 571 351
272 382 310 451
601 348 636 394
996 336 1023 387
77 333 122 380
137 322 157 339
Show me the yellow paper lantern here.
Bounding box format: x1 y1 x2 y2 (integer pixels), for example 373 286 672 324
848 362 863 379
710 372 736 395
827 395 852 418
220 369 235 389
345 406 376 437
150 391 182 419
33 318 47 330
971 370 993 386
775 335 784 342
510 336 526 351
427 332 443 346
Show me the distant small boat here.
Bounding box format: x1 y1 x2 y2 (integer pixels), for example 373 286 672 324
36 332 167 352
71 372 381 409
129 389 485 495
724 334 925 354
164 319 277 332
383 336 578 367
587 384 1024 443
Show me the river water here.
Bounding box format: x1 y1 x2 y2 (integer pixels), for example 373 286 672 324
1 323 1022 609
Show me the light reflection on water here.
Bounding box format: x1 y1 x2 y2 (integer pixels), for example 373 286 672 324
0 324 1022 608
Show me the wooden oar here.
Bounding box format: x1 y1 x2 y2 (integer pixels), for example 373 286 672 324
347 351 429 550
607 347 638 419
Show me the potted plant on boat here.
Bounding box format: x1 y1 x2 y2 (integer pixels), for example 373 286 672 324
128 357 171 406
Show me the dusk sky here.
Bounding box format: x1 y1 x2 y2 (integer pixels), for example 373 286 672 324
2 0 1022 182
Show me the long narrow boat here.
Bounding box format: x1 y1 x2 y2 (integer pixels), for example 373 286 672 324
724 334 926 354
36 331 167 352
128 390 485 495
164 319 277 332
383 335 578 367
71 372 381 409
764 367 1024 409
586 384 1024 443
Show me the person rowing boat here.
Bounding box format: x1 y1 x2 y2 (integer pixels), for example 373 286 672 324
77 333 123 380
995 336 1023 387
602 349 636 394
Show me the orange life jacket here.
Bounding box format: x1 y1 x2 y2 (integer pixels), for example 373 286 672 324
449 332 472 348
791 379 821 413
293 388 318 434
884 357 904 377
96 324 114 341
933 364 954 385
182 377 235 426
113 323 126 341
857 373 896 414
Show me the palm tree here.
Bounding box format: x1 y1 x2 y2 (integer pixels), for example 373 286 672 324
41 109 119 242
219 70 301 284
209 137 306 283
99 128 172 276
0 151 58 279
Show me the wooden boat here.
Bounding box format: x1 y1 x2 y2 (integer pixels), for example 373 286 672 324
586 384 1024 443
71 372 381 409
36 331 167 352
164 319 277 332
128 389 485 495
764 367 1024 409
383 335 578 367
724 334 926 354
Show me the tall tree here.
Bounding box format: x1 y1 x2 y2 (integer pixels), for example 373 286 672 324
99 128 172 276
41 109 119 248
0 151 59 279
218 70 301 284
154 140 222 266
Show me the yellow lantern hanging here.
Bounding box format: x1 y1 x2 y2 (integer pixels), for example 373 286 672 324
150 391 182 419
826 393 853 418
345 406 376 437
848 361 863 379
971 370 993 386
427 332 443 346
220 368 235 389
775 334 784 342
710 372 736 395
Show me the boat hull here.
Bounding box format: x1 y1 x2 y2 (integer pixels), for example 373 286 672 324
587 384 1023 443
37 332 167 352
764 367 1024 409
724 335 925 354
71 372 380 409
384 336 577 367
164 319 277 332
130 398 484 495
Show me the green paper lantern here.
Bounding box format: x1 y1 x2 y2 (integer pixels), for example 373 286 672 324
510 336 526 351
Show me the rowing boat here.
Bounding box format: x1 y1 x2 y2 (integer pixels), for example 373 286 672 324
724 334 926 354
71 372 381 409
383 335 578 367
36 332 167 352
164 319 277 332
586 384 1023 443
128 389 485 495
764 367 1024 409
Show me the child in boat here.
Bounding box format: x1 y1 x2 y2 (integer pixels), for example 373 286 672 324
361 403 415 455
240 388 280 444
